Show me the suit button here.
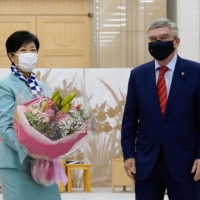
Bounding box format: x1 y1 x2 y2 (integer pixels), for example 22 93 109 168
162 123 165 126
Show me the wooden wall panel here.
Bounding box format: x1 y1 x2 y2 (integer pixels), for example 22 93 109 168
0 0 92 68
37 16 91 68
0 0 91 15
0 16 36 68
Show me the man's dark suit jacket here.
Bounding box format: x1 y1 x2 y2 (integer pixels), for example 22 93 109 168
121 55 200 182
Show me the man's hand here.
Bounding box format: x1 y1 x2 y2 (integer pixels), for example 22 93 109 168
124 158 136 180
191 159 200 181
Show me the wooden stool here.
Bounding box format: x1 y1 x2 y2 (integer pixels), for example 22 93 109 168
111 157 134 193
59 163 92 193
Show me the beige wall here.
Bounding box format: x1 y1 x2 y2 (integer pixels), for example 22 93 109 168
93 0 167 68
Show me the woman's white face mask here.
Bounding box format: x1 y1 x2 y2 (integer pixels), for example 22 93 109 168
13 52 38 72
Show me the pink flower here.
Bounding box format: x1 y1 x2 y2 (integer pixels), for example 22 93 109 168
45 109 55 122
56 111 70 120
32 108 39 115
41 116 50 123
48 101 53 108
75 103 82 111
39 113 50 123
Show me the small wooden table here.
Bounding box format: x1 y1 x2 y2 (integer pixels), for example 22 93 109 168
59 163 92 193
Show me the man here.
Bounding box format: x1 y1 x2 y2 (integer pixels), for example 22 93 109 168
121 18 200 200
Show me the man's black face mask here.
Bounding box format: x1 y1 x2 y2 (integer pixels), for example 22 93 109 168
148 39 175 61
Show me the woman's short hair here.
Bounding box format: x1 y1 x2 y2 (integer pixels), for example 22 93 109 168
148 18 178 38
6 30 40 55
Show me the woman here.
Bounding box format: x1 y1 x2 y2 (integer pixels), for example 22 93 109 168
0 31 61 200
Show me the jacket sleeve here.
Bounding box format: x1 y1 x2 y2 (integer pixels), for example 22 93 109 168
121 70 139 161
0 80 31 164
196 73 200 159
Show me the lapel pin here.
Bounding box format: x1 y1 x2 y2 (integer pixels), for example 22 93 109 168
181 72 184 75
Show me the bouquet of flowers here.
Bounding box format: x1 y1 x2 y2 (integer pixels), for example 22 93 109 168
14 89 96 186
24 91 88 141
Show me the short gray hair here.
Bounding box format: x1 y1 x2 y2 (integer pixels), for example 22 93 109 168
148 18 178 38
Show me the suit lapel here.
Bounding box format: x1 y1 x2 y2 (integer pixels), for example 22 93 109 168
163 56 188 119
143 61 162 118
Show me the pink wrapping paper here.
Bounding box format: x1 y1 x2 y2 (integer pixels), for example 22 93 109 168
13 95 92 186
14 105 87 159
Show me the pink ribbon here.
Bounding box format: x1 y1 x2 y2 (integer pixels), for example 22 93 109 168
52 159 68 186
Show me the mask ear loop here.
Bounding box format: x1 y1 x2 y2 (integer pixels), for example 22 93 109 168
10 52 18 66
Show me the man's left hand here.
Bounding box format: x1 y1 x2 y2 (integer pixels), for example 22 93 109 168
191 159 200 181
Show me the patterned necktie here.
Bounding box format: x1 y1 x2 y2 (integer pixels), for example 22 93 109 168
157 66 168 115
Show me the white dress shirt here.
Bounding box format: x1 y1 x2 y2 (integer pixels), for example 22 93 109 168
155 54 177 97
